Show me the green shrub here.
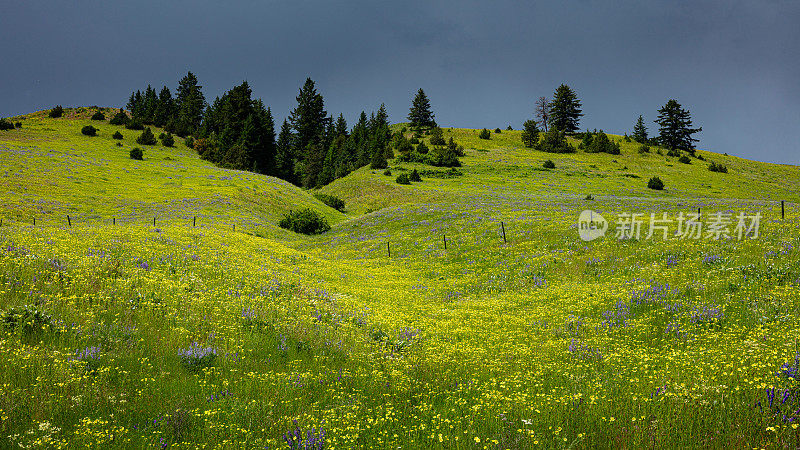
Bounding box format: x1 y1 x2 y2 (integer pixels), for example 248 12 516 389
184 136 195 149
15 121 22 128
314 193 345 212
409 169 422 182
81 125 98 136
125 119 144 130
160 132 175 147
708 161 728 173
136 127 157 145
409 136 420 145
543 160 555 169
383 169 392 176
109 109 129 125
91 111 105 121
130 147 144 160
116 142 123 147
647 176 664 190
478 128 491 139
494 128 501 133
584 131 620 154
506 125 513 130
396 173 411 185
0 118 14 130
279 208 331 235
536 129 575 153
429 127 445 146
638 144 650 154
416 141 429 154
112 131 123 140
678 155 691 164
1 305 51 333
521 120 539 148
48 105 63 118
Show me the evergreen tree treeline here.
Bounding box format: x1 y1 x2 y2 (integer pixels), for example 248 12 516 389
124 73 395 188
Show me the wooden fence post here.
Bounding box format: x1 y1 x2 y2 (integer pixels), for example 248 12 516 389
443 234 447 250
113 217 115 225
153 217 156 227
67 215 71 227
387 241 391 257
501 221 507 243
782 200 785 220
193 216 196 227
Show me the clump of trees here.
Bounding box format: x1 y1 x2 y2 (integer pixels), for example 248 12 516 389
536 128 575 153
48 106 63 118
314 193 345 212
583 131 620 154
0 118 15 130
109 109 129 125
279 208 331 235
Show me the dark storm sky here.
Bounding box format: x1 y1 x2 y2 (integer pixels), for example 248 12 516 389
1 1 798 164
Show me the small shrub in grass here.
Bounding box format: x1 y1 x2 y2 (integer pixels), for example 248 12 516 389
178 342 217 371
383 168 392 176
409 168 422 182
1 305 51 333
184 136 194 149
678 155 691 164
543 159 555 169
136 127 157 145
0 118 14 130
708 161 728 173
478 128 491 139
536 128 575 153
49 105 63 118
81 125 98 136
506 125 513 130
494 127 501 133
116 142 122 147
429 127 445 146
15 121 22 129
279 208 331 234
314 193 345 212
647 176 664 190
109 109 129 125
130 147 143 160
112 131 123 140
160 132 175 147
90 111 105 121
638 144 650 154
396 173 411 185
125 119 144 130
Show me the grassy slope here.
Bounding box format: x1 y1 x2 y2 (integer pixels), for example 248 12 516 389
1 111 799 448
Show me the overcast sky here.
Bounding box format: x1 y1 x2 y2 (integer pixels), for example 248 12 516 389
1 0 798 164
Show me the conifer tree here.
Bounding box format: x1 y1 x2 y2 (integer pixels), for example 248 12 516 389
632 115 648 143
548 84 582 133
521 119 540 148
174 72 206 137
275 119 296 184
655 99 702 153
407 88 435 130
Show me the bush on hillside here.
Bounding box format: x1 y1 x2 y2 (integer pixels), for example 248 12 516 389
429 127 445 146
409 136 420 145
184 136 195 149
506 125 513 130
647 176 664 190
0 118 14 130
584 131 621 154
15 121 22 128
279 208 331 235
136 127 157 145
383 169 392 176
536 128 575 153
678 155 691 164
160 132 175 147
478 128 491 140
129 147 143 160
708 161 728 173
416 141 429 154
638 144 650 154
521 119 540 148
314 193 346 212
109 109 130 125
409 169 422 182
91 111 105 121
494 128 501 133
396 173 411 185
543 159 555 169
427 145 461 167
49 105 63 118
81 125 97 136
112 131 123 140
1 305 51 333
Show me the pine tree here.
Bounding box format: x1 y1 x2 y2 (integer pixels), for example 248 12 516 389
334 114 348 137
290 78 327 187
548 84 582 133
407 88 435 130
521 119 540 147
655 100 702 153
632 115 648 143
174 72 206 137
153 86 174 127
275 119 296 184
142 85 158 124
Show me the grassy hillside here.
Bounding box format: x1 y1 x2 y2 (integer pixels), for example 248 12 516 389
1 110 799 448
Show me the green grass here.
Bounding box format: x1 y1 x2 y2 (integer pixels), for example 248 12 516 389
0 109 799 448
